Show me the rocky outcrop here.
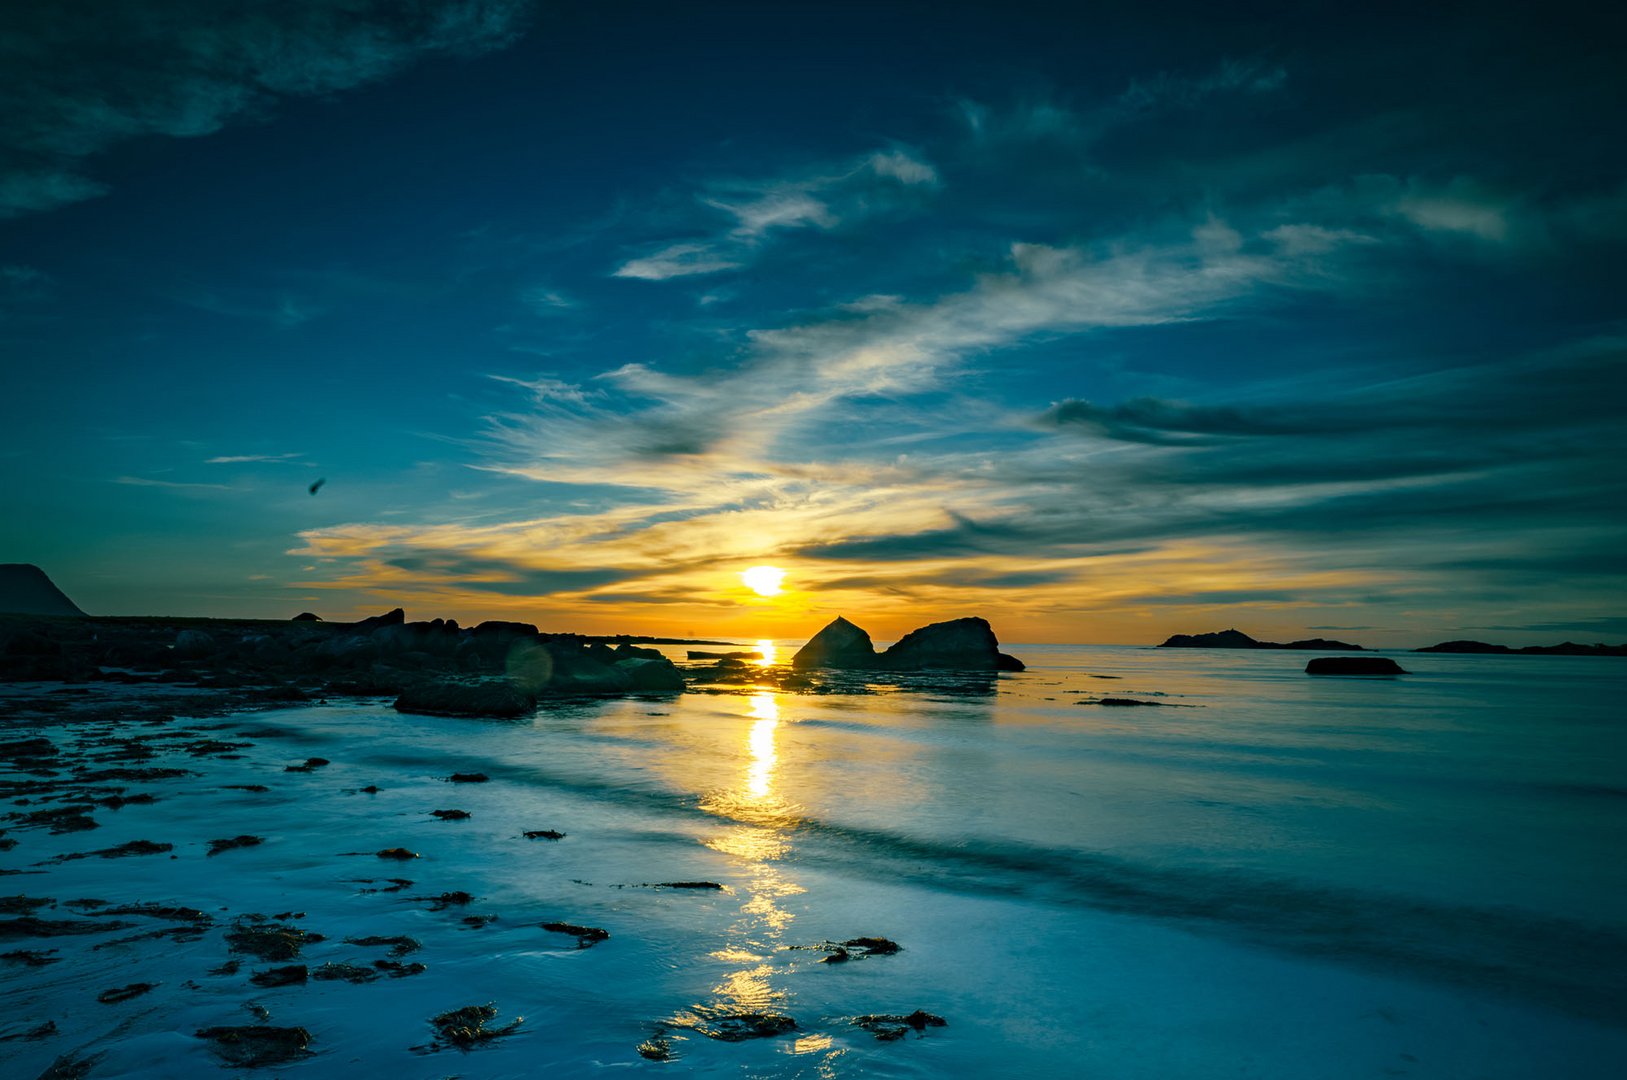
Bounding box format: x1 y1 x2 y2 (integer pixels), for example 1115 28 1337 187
615 657 687 691
1416 639 1627 656
1305 657 1407 675
352 608 405 632
791 616 1023 672
791 617 878 670
291 612 322 622
1160 628 1363 650
880 617 1013 671
0 564 86 617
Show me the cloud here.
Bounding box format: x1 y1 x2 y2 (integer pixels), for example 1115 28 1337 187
0 0 534 218
113 475 233 490
611 147 938 280
612 242 745 281
206 453 305 464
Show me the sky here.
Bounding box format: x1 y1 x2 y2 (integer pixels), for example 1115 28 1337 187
1 0 1624 645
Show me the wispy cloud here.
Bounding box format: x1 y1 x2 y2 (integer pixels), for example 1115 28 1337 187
114 475 234 491
0 0 534 218
611 147 938 281
206 453 305 464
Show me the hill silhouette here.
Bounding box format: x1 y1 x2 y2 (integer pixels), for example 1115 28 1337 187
0 564 87 616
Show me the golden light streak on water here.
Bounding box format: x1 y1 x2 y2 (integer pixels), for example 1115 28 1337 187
755 639 778 667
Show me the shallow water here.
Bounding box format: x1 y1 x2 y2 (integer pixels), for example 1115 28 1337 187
3 645 1625 1076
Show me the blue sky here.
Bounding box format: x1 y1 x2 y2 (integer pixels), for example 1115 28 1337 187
1 0 1623 644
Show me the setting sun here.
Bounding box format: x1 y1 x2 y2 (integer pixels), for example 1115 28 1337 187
741 565 786 596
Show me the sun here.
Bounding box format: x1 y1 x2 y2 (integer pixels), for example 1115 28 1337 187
741 565 786 597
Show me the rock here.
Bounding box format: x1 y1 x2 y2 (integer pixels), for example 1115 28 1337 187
448 772 489 784
431 809 470 821
1160 628 1364 650
291 612 322 621
173 630 215 658
1305 656 1408 675
879 616 1006 671
996 652 1026 671
791 617 878 669
524 829 565 840
1416 639 1511 653
854 1010 947 1041
541 921 609 948
352 608 406 632
614 657 686 691
0 564 87 616
615 643 666 660
1159 628 1260 648
344 934 420 957
471 620 538 639
376 848 419 860
393 681 537 718
687 650 757 660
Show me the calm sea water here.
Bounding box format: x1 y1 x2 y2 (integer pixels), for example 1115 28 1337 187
5 645 1625 1077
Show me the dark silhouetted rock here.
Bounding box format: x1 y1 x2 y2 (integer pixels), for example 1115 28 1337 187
1160 628 1260 648
393 681 537 718
1516 641 1627 656
879 616 1005 671
174 629 215 658
541 921 609 948
996 652 1026 671
352 608 405 631
615 657 686 691
472 620 538 638
697 1013 797 1042
1305 657 1408 675
291 612 322 621
1161 628 1364 650
791 617 877 670
0 564 86 616
615 643 666 660
1416 640 1511 653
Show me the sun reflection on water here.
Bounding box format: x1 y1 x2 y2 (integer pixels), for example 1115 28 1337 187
754 639 778 667
680 689 833 1061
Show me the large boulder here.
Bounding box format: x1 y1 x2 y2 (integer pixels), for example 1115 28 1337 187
791 617 877 670
879 616 1006 671
353 608 406 632
1305 656 1408 675
615 657 686 691
174 629 216 658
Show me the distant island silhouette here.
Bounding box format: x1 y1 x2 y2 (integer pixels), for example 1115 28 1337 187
1158 628 1363 651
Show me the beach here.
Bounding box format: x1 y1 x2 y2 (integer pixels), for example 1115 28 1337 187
3 644 1625 1077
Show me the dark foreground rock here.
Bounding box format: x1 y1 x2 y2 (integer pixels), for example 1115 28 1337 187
1160 628 1364 650
1305 656 1408 675
393 681 536 718
791 615 1024 672
428 1003 522 1049
790 616 876 670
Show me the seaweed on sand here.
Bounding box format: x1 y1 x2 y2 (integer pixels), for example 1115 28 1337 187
195 1025 313 1067
427 1003 522 1050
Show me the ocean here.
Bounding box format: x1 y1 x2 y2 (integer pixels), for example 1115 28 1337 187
4 644 1625 1076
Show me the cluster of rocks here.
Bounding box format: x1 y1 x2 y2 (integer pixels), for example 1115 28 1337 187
0 608 689 711
790 616 1024 672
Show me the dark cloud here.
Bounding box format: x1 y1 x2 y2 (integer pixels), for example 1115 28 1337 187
1475 617 1627 637
383 554 633 596
0 0 533 217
